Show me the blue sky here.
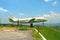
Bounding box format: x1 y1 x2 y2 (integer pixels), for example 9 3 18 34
0 0 60 23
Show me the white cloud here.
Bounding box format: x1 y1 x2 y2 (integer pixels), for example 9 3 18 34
43 11 60 18
43 11 60 23
43 14 50 17
19 13 24 16
44 0 50 2
0 7 8 13
53 1 58 6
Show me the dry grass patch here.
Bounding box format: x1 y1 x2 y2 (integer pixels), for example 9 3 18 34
3 27 17 31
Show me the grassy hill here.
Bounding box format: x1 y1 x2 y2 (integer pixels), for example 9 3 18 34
37 26 60 40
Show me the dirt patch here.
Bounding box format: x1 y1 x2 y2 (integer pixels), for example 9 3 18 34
0 27 17 31
0 31 33 40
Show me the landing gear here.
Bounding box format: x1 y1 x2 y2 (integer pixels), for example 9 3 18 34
30 23 33 27
17 19 20 26
20 22 22 26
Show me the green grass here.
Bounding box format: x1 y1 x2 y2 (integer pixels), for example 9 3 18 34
37 26 60 40
18 26 31 30
18 26 26 30
0 25 16 28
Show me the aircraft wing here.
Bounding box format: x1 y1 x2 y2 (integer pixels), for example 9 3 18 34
28 18 35 23
34 19 47 23
18 18 35 23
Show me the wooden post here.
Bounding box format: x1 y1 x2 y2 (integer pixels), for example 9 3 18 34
43 22 44 27
37 26 39 33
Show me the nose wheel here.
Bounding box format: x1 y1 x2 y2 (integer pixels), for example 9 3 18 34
30 23 33 27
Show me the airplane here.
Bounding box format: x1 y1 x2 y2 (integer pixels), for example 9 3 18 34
9 16 47 27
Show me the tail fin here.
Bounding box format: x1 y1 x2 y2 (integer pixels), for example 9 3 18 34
9 15 18 22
